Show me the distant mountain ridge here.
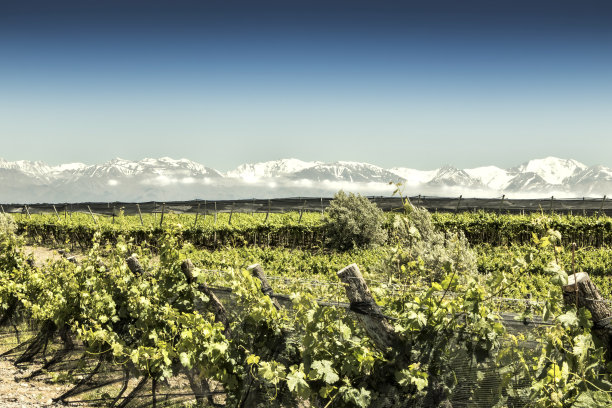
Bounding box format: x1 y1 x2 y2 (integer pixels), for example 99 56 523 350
1 156 611 203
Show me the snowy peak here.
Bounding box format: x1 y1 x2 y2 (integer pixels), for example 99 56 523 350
50 163 88 174
565 165 612 195
389 168 436 185
81 157 223 178
514 157 587 185
290 161 403 183
464 166 513 190
226 158 319 180
427 166 483 188
0 158 52 179
504 172 552 192
569 165 612 184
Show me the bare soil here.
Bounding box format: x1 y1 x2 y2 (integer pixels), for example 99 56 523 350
22 246 84 266
0 357 75 407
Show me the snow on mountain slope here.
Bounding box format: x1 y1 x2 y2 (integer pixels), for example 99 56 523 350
389 168 436 185
513 157 587 185
290 161 403 183
79 157 223 179
50 163 88 173
427 166 484 189
503 172 554 192
464 166 513 190
0 159 51 179
566 165 612 196
226 159 319 180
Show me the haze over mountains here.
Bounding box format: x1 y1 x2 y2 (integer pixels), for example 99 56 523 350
0 157 610 203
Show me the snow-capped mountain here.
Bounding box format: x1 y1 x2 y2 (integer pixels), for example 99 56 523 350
0 156 610 203
566 165 612 196
389 168 436 185
80 157 222 179
226 159 319 180
289 161 403 183
503 172 554 193
426 166 484 189
512 157 587 185
49 163 88 176
0 158 52 180
464 166 513 191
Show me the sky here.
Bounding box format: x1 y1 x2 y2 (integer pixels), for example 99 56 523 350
1 0 611 171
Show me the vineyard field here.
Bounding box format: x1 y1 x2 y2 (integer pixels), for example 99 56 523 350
2 205 612 407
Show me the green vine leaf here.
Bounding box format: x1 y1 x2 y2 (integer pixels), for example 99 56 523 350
309 360 340 384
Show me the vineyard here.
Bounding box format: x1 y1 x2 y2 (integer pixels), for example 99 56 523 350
2 195 612 407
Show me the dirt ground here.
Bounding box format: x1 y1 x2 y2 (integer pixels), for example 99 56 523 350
0 357 75 407
22 246 82 266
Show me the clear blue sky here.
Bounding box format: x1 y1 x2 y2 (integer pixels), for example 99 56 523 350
1 0 611 170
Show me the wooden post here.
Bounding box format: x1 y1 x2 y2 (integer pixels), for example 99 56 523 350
563 272 612 358
599 195 607 218
549 196 554 213
25 205 31 218
265 199 270 223
456 195 462 212
214 202 217 224
563 272 612 323
0 205 4 215
498 195 505 213
337 263 398 350
298 200 306 223
64 204 67 221
194 203 200 228
126 255 145 276
572 243 577 307
203 200 207 221
583 197 586 216
87 205 97 225
320 197 324 219
53 205 60 221
181 259 230 335
136 203 144 226
229 202 234 225
247 264 281 310
112 205 116 223
242 264 295 407
159 203 165 228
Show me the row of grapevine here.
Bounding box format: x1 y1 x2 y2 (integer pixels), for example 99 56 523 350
12 210 612 249
433 211 612 247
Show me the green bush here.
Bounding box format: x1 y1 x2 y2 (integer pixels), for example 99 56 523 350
325 191 387 250
380 202 477 283
0 213 16 236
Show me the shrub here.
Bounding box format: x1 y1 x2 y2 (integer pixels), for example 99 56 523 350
324 191 387 250
0 213 16 236
383 201 477 283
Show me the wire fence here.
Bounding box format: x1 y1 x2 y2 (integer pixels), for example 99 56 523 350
2 195 612 216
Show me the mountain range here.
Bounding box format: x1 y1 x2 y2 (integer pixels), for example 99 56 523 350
1 156 610 203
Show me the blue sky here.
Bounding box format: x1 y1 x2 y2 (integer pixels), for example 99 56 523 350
1 0 611 170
